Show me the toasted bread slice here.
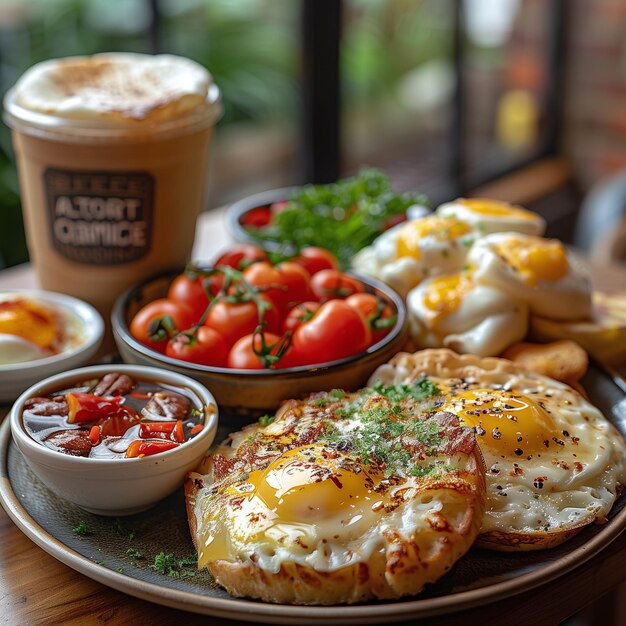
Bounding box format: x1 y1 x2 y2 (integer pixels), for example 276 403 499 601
369 349 626 552
186 387 486 604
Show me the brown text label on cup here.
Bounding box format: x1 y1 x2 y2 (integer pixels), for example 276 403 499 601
43 169 155 266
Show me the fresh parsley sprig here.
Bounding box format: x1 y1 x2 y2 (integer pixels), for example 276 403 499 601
247 169 429 269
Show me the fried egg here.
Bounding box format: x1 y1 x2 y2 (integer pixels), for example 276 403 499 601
186 388 485 604
468 232 592 320
0 294 86 364
0 297 57 348
371 349 626 551
437 198 546 236
0 296 62 363
352 215 478 297
407 271 528 356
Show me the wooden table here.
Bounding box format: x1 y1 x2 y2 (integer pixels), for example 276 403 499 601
2 209 626 626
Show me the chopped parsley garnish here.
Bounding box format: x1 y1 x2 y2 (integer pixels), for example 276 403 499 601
152 552 198 578
372 378 439 403
313 389 347 408
258 414 275 427
125 548 145 560
322 422 342 443
411 464 438 477
112 518 136 540
320 384 445 477
73 520 90 536
328 389 346 400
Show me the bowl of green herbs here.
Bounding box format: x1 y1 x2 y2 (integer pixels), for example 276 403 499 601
226 169 429 270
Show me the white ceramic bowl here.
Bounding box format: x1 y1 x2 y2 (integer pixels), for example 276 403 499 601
10 364 219 516
0 290 104 403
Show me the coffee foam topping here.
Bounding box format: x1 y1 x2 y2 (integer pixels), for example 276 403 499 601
12 53 213 122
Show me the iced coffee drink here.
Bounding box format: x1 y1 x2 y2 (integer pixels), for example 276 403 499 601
3 53 221 319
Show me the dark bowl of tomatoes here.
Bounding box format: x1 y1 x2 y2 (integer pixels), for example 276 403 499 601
111 245 409 417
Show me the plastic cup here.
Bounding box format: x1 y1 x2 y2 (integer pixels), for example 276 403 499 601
3 53 221 325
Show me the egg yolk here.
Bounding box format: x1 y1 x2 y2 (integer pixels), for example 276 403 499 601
423 272 475 322
249 444 382 523
495 237 568 286
460 198 537 221
199 444 384 566
446 389 557 457
0 299 57 349
396 216 471 259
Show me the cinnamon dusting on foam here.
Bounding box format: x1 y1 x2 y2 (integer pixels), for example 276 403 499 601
13 53 212 122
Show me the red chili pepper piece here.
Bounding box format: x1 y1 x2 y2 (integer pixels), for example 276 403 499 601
138 420 185 443
190 424 204 436
129 392 151 400
67 393 123 424
99 407 140 437
173 420 185 443
125 440 180 458
240 206 272 228
88 425 101 445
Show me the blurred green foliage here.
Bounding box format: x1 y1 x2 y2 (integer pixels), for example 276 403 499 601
0 0 451 269
0 0 300 268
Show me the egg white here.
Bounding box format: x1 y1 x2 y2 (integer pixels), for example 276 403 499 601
443 376 626 537
468 232 592 320
0 334 46 364
352 216 478 297
407 273 528 356
436 198 546 236
197 458 462 575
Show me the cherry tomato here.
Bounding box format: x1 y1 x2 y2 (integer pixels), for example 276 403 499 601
167 273 212 320
345 293 396 345
165 326 228 367
214 244 267 271
310 270 365 302
242 262 284 311
275 261 313 309
129 299 196 353
243 261 314 313
294 247 339 276
283 301 321 332
227 332 295 369
203 295 281 348
240 206 272 228
291 300 371 363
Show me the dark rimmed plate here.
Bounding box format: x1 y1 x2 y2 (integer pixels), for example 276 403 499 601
1 364 625 624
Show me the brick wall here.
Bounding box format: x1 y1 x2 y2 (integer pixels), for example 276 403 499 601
563 0 626 189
